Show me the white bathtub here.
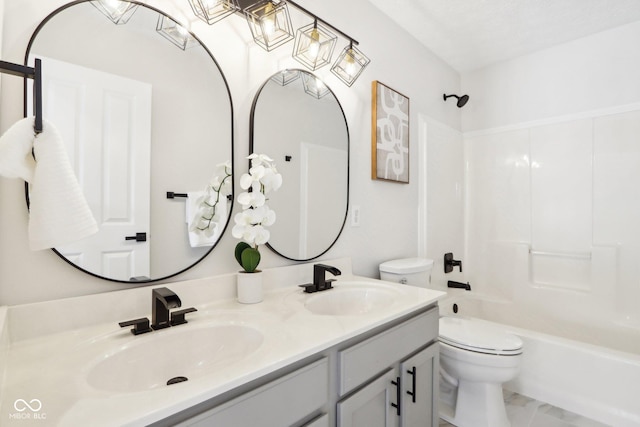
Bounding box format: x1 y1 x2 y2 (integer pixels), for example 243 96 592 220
439 292 640 427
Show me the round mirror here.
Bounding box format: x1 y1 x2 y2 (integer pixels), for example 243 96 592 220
25 1 233 282
250 70 348 260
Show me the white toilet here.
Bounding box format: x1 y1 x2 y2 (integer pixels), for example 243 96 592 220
379 258 523 427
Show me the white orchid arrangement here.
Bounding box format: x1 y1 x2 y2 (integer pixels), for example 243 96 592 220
189 161 232 237
232 154 282 273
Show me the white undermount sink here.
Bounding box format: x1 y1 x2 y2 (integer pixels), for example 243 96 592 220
86 324 264 392
304 282 400 316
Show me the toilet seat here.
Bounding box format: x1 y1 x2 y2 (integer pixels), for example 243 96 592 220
439 316 523 356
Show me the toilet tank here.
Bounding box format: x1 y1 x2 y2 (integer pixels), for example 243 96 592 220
379 258 434 288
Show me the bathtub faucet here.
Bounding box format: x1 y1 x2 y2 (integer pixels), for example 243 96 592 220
448 280 471 291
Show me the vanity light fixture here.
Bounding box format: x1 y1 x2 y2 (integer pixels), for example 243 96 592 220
156 16 200 50
188 0 238 25
186 0 371 86
331 41 371 87
286 0 370 86
244 0 295 51
292 19 337 71
90 0 139 25
270 69 300 86
302 72 330 99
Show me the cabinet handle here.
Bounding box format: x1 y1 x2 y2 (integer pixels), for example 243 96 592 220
406 367 417 403
390 376 401 416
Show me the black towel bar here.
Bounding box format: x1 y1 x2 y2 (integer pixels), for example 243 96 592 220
166 192 188 199
167 191 233 201
0 58 42 133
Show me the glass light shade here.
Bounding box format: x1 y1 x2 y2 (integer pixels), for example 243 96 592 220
90 0 138 25
292 22 337 71
302 72 330 99
331 43 371 87
244 0 294 51
156 16 200 50
270 69 300 86
188 0 238 25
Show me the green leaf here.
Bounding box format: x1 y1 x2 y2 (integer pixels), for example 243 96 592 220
240 248 261 273
235 242 251 268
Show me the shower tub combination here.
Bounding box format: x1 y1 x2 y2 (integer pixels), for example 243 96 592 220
439 292 640 427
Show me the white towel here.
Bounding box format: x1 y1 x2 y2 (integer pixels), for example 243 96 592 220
0 117 98 250
186 191 226 248
0 117 37 182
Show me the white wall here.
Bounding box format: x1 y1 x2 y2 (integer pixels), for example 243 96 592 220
0 0 3 95
462 22 640 332
0 0 461 305
424 116 465 290
462 21 640 132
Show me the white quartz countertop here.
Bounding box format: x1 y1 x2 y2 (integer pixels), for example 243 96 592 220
0 264 444 426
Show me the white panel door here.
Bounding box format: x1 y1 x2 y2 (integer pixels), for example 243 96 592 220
33 55 152 281
300 143 348 258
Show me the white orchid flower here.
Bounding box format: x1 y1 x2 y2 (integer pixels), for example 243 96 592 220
237 191 265 209
211 160 232 192
233 153 282 263
191 160 232 234
239 172 255 190
217 160 232 172
244 224 270 245
189 214 205 232
249 205 274 225
201 222 218 238
261 168 282 193
232 211 252 239
248 153 274 167
257 205 276 226
232 210 271 246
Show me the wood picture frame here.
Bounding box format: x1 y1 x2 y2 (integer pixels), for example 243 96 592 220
371 80 410 183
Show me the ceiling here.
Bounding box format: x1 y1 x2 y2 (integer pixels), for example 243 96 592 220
367 0 640 72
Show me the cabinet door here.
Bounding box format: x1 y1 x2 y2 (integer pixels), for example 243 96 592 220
338 369 400 427
400 344 439 427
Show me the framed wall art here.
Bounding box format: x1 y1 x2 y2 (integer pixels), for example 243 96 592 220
371 80 410 183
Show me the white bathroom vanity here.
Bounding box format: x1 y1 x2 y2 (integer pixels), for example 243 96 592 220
0 259 444 426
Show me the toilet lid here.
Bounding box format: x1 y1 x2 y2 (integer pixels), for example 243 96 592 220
439 316 523 355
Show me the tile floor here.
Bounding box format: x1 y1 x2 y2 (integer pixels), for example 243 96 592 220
439 390 611 427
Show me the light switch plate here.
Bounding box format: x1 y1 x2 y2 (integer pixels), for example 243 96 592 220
351 205 361 227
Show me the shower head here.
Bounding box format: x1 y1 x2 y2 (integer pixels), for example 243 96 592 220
443 93 469 108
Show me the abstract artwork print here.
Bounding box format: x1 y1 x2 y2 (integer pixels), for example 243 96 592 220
371 81 409 183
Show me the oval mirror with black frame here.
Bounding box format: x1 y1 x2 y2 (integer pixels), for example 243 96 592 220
24 0 234 283
250 69 349 261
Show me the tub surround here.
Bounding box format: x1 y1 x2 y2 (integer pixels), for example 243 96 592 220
0 258 445 426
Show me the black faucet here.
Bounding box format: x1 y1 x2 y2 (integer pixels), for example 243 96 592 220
119 317 152 335
447 280 471 291
300 264 342 293
444 252 463 273
151 287 182 330
119 287 197 335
